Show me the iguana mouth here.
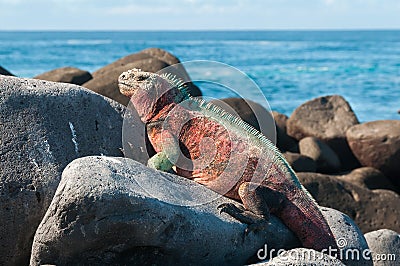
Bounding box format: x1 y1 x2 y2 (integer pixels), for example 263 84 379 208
118 82 139 97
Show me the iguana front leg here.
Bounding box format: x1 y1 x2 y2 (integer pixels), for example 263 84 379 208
147 130 180 174
218 182 284 234
147 151 175 173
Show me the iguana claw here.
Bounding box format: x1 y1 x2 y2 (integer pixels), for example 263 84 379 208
218 202 269 235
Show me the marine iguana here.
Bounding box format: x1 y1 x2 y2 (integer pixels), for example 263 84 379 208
118 68 338 252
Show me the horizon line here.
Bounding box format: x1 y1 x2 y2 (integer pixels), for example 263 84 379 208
1 28 400 32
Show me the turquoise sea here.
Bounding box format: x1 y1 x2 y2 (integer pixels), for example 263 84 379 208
0 31 399 122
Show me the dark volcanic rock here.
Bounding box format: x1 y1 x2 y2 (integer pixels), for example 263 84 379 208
34 66 92 85
141 47 181 66
84 48 201 105
346 120 400 187
92 52 153 77
272 111 299 152
0 76 124 266
298 172 400 233
0 66 14 76
30 156 299 266
287 95 360 170
299 136 341 173
337 167 398 192
83 58 169 105
284 152 317 172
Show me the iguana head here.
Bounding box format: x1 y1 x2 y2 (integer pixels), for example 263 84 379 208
118 69 187 123
118 68 157 98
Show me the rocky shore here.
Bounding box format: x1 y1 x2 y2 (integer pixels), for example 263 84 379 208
1 48 399 265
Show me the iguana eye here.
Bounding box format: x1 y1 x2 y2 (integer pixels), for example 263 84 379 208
136 75 147 81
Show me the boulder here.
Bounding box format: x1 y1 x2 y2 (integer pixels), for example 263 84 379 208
298 172 400 233
86 48 201 105
0 76 124 266
0 65 14 76
210 98 276 143
337 167 398 192
92 48 181 78
84 58 170 105
284 152 317 172
272 111 299 152
92 52 153 77
346 120 400 186
364 229 400 266
299 136 341 173
141 47 182 66
320 207 371 266
30 156 299 265
34 66 92 85
287 95 360 170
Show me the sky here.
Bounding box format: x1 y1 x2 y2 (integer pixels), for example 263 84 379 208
0 0 399 30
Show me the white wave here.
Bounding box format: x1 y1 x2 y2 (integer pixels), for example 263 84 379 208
66 39 112 45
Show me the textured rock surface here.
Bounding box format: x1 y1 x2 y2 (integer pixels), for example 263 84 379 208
287 95 360 170
346 120 400 186
85 48 201 105
34 66 92 85
284 152 317 172
364 229 400 266
298 172 400 233
30 156 299 266
337 167 398 192
0 76 124 266
299 136 341 173
0 66 14 76
320 207 372 266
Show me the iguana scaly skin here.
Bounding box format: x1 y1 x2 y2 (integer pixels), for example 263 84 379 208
119 68 338 251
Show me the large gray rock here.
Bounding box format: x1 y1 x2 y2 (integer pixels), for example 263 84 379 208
346 120 400 187
30 156 299 265
364 229 400 266
0 76 124 266
320 207 372 266
299 136 341 173
34 66 92 85
287 95 360 170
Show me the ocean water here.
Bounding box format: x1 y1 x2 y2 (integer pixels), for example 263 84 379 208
1 30 399 122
